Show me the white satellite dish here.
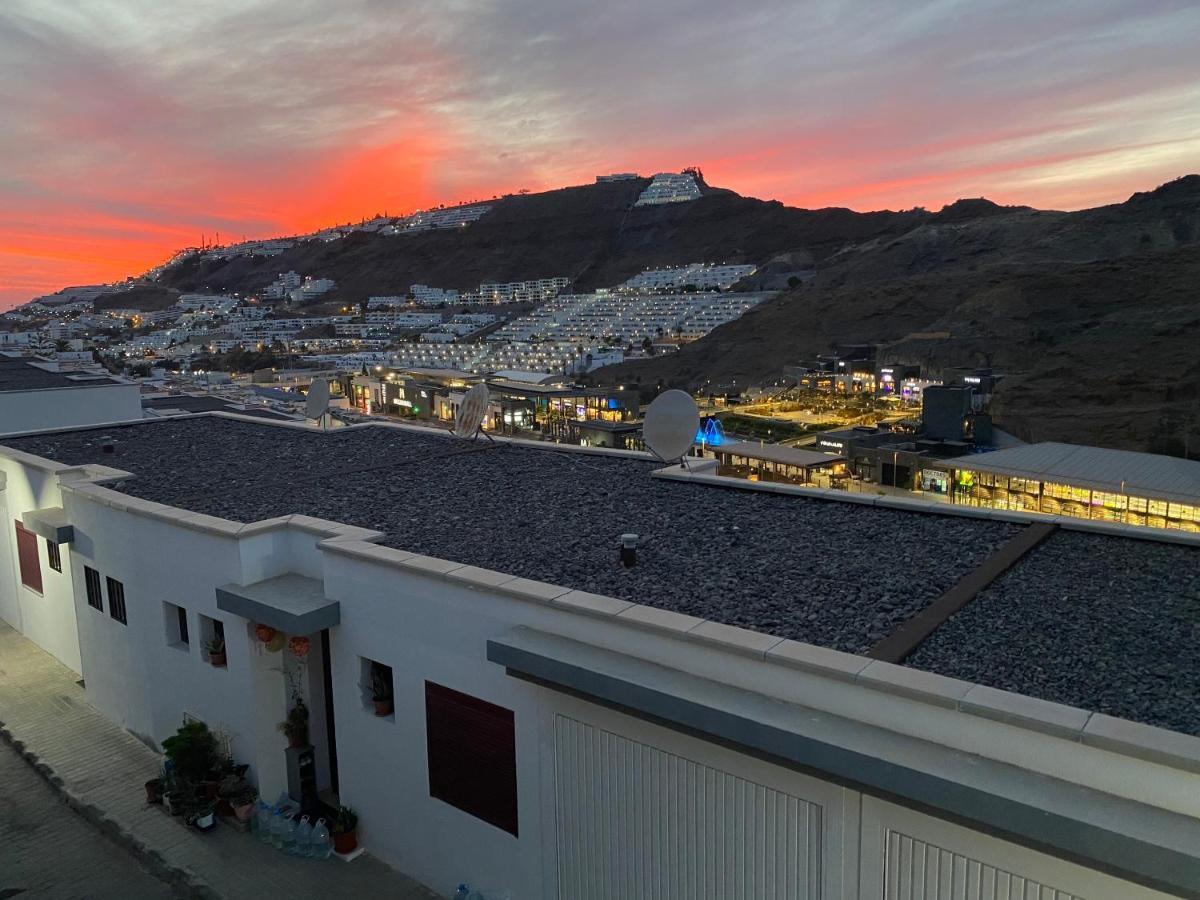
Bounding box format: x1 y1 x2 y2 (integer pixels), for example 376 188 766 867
642 389 699 463
305 378 330 421
453 383 490 439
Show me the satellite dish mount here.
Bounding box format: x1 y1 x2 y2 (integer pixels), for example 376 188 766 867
305 378 331 432
642 389 700 468
452 383 493 443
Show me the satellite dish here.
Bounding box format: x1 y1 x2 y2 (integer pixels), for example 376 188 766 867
642 389 699 463
305 378 330 420
454 383 490 438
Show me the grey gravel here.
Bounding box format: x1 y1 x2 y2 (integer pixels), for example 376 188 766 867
4 417 1017 654
908 530 1200 735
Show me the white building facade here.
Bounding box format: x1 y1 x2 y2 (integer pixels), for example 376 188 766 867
0 418 1197 899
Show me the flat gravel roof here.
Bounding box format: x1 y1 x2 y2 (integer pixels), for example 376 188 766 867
908 530 1200 735
0 355 121 391
2 417 1015 655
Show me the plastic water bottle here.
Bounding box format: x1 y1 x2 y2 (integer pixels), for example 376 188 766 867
255 803 272 843
269 807 286 849
294 815 313 858
310 818 331 860
281 813 297 855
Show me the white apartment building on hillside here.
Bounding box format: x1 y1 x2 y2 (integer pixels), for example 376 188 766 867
623 262 757 291
635 172 702 205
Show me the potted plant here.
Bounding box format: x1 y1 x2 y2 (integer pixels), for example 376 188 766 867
144 777 164 805
277 699 310 748
331 805 358 854
370 662 393 717
163 785 186 816
231 784 259 823
161 721 219 786
189 799 217 831
204 634 227 667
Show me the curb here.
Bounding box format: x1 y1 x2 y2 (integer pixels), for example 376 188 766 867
0 719 221 900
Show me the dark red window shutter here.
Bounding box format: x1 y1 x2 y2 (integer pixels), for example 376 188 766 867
14 521 42 594
425 682 518 836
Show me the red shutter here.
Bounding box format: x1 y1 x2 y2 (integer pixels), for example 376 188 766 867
14 520 42 594
425 681 518 836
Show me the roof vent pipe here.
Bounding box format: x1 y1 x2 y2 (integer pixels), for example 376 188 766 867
619 533 638 568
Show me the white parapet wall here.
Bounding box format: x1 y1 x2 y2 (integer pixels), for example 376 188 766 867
0 382 144 436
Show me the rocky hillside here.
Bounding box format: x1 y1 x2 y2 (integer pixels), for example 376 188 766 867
151 178 926 301
594 175 1200 454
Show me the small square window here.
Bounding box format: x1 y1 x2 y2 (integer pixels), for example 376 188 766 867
106 577 127 625
164 602 189 649
360 657 394 721
199 615 226 667
46 540 62 573
84 566 103 611
425 682 517 836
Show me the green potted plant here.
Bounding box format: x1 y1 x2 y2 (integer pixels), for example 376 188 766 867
162 721 219 785
370 662 393 717
277 698 309 748
331 805 358 854
204 634 227 667
218 772 257 820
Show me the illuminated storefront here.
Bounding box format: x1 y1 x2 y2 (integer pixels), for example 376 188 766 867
926 443 1200 533
715 441 848 487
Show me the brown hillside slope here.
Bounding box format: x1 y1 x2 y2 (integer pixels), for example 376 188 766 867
154 180 926 301
594 177 1200 453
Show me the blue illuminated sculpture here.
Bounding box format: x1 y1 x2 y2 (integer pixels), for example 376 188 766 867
696 416 725 447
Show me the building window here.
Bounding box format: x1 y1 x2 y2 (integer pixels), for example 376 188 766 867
84 566 103 611
164 602 189 649
46 540 62 573
106 577 127 625
199 615 226 666
14 521 42 593
425 682 518 836
360 657 394 720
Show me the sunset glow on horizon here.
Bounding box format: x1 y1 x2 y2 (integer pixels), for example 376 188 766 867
3 0 1199 309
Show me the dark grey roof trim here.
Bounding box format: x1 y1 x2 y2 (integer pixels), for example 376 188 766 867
21 507 74 544
487 628 1200 897
216 573 338 634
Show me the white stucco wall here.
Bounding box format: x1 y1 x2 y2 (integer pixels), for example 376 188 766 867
0 383 143 436
0 455 81 672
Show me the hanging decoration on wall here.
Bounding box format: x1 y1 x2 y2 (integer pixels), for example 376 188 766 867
287 636 311 659
255 624 278 644
266 632 286 653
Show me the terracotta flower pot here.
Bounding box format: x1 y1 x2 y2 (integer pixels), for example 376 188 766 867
373 699 393 717
144 778 163 804
233 802 255 822
210 651 227 667
333 829 358 854
287 733 308 749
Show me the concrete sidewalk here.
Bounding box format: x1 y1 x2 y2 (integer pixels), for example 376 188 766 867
0 623 439 900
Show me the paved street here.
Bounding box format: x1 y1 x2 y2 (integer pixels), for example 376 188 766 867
0 739 178 899
0 624 439 900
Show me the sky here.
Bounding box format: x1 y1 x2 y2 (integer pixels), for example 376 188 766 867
2 1 1199 310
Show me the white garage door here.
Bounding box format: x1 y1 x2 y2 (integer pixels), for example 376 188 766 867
859 797 1174 900
553 712 845 899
